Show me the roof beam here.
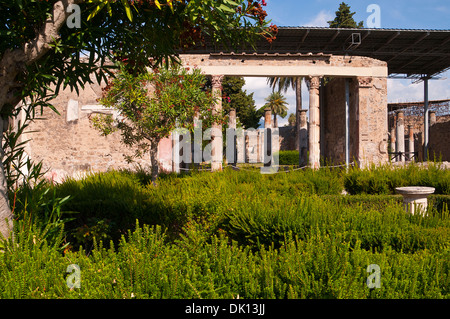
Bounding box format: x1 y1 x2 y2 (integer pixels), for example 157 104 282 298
422 55 450 73
397 37 450 70
387 32 430 62
296 29 310 50
323 30 340 50
374 31 401 52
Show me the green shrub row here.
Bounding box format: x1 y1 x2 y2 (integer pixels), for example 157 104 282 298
10 166 450 252
0 223 448 299
223 194 450 254
344 162 450 195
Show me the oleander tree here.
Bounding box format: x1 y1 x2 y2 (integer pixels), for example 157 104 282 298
0 0 276 239
92 63 220 183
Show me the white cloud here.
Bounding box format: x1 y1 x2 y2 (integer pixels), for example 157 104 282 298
388 71 450 103
304 10 333 27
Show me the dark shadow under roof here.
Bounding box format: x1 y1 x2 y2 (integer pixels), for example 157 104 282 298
188 27 450 79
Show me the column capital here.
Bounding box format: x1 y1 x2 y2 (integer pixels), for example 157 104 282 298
211 75 224 89
307 76 322 90
357 76 373 88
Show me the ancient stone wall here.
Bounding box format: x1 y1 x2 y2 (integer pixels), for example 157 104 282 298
278 126 295 151
322 78 347 164
388 113 450 161
321 76 388 166
354 76 389 166
429 120 450 161
18 82 150 183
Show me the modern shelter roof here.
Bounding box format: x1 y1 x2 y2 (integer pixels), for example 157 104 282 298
188 27 450 79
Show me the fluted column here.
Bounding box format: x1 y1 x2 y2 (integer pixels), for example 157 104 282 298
211 75 224 171
308 76 321 169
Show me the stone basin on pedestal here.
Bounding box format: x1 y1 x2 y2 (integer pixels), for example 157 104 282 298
395 186 435 216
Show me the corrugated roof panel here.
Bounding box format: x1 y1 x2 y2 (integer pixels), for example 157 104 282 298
185 27 450 77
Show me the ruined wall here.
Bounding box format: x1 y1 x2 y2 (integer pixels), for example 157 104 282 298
19 82 150 183
278 126 295 151
322 76 388 166
429 120 450 160
388 113 450 161
354 76 389 166
322 78 347 164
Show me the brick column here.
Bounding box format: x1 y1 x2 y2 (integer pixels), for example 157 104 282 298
299 109 308 167
396 111 405 162
308 76 321 169
211 75 224 171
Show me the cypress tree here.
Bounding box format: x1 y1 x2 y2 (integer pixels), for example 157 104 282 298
328 2 364 28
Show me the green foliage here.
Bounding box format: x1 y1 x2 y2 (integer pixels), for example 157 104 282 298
96 63 217 143
1 164 449 299
276 150 300 165
262 91 288 126
344 162 450 195
1 0 274 109
0 222 448 299
219 76 263 129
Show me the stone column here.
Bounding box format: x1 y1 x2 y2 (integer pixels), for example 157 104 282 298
264 108 272 128
264 108 272 167
390 126 396 157
408 125 415 161
227 108 237 166
430 111 436 126
211 75 224 171
299 109 308 167
396 111 405 162
308 76 321 169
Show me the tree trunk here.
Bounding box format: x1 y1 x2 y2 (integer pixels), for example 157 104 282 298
150 138 160 185
0 117 12 240
0 0 82 239
273 114 278 128
295 77 303 151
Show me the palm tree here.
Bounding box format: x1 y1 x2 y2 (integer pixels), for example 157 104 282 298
263 91 288 128
267 77 303 148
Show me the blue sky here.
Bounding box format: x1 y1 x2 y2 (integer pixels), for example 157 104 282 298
243 0 450 127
